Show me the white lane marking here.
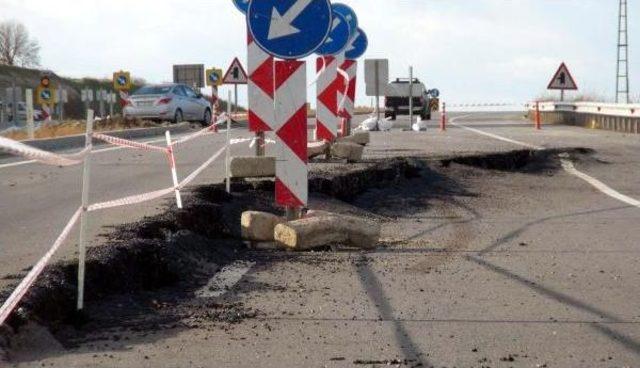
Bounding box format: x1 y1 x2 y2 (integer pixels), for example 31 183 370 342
196 260 255 298
561 159 640 208
0 129 237 170
450 116 544 151
451 114 640 209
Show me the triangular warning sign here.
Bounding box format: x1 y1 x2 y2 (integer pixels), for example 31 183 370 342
223 57 248 85
547 62 578 90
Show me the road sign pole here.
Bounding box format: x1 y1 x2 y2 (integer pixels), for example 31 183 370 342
375 60 380 130
409 66 414 127
440 102 447 131
226 90 232 194
77 109 94 311
25 89 35 140
234 84 238 114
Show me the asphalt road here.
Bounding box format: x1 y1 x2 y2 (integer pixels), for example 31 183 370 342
4 112 640 367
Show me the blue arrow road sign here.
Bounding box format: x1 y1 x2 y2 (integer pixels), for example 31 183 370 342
331 3 358 40
316 11 351 55
232 0 249 14
248 0 332 59
345 28 368 59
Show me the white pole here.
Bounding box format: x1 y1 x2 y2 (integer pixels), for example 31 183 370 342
77 109 94 311
409 66 414 126
165 131 183 209
25 89 35 139
226 91 232 194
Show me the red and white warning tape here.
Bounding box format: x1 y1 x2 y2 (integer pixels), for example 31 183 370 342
92 132 169 154
0 207 83 326
0 136 91 167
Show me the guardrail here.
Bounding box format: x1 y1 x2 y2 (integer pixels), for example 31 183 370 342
528 101 640 134
0 106 244 326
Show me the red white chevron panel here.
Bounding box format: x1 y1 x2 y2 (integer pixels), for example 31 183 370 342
338 59 357 121
274 60 308 208
248 32 274 132
315 56 339 142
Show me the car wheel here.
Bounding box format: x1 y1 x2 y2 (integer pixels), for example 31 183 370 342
202 109 212 126
173 109 183 124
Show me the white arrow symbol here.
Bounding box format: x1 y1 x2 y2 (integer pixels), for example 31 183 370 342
324 17 340 44
268 0 314 40
346 30 360 52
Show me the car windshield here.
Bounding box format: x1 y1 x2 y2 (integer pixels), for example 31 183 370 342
132 86 172 96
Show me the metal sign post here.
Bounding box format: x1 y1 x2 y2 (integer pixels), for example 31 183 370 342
409 66 414 125
77 109 94 311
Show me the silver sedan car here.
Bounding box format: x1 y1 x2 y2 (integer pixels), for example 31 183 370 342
123 84 212 125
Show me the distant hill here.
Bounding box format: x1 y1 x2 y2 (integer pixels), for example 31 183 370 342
0 65 240 120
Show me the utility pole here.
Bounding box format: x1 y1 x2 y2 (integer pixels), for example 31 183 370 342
616 0 630 104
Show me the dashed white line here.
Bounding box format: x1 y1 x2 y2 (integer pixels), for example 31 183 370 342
196 260 255 298
450 114 640 209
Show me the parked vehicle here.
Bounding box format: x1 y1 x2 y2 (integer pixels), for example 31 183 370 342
384 78 439 121
2 101 44 123
123 84 212 125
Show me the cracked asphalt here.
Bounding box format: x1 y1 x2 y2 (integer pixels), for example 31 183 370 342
3 112 640 367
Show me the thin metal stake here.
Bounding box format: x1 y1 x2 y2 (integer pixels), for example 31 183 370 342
226 91 232 194
165 131 183 209
77 109 94 311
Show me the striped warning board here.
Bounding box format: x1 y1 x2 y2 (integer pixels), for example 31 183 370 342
274 60 308 208
315 56 339 142
248 32 275 133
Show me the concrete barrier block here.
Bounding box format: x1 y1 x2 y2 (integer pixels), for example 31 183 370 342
241 211 284 242
230 156 276 178
337 131 370 146
274 212 380 251
331 142 364 162
308 141 330 159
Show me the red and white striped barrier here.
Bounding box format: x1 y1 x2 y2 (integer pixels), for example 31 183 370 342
248 32 275 133
338 59 357 136
274 60 308 209
315 56 339 142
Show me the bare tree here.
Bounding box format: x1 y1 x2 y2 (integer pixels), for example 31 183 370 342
0 20 41 67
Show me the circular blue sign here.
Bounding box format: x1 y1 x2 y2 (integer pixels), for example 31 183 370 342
345 28 368 59
331 3 358 40
316 11 351 55
428 89 440 98
232 0 249 14
248 0 332 59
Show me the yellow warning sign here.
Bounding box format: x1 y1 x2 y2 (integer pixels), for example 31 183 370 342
113 71 132 91
206 68 224 87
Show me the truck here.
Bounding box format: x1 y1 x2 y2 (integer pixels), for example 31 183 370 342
384 78 439 121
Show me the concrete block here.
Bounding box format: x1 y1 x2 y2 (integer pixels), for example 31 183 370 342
308 141 330 159
230 156 276 178
241 211 284 242
274 212 380 251
331 142 364 162
337 131 370 146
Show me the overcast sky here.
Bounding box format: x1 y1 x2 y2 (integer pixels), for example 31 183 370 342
0 0 637 106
